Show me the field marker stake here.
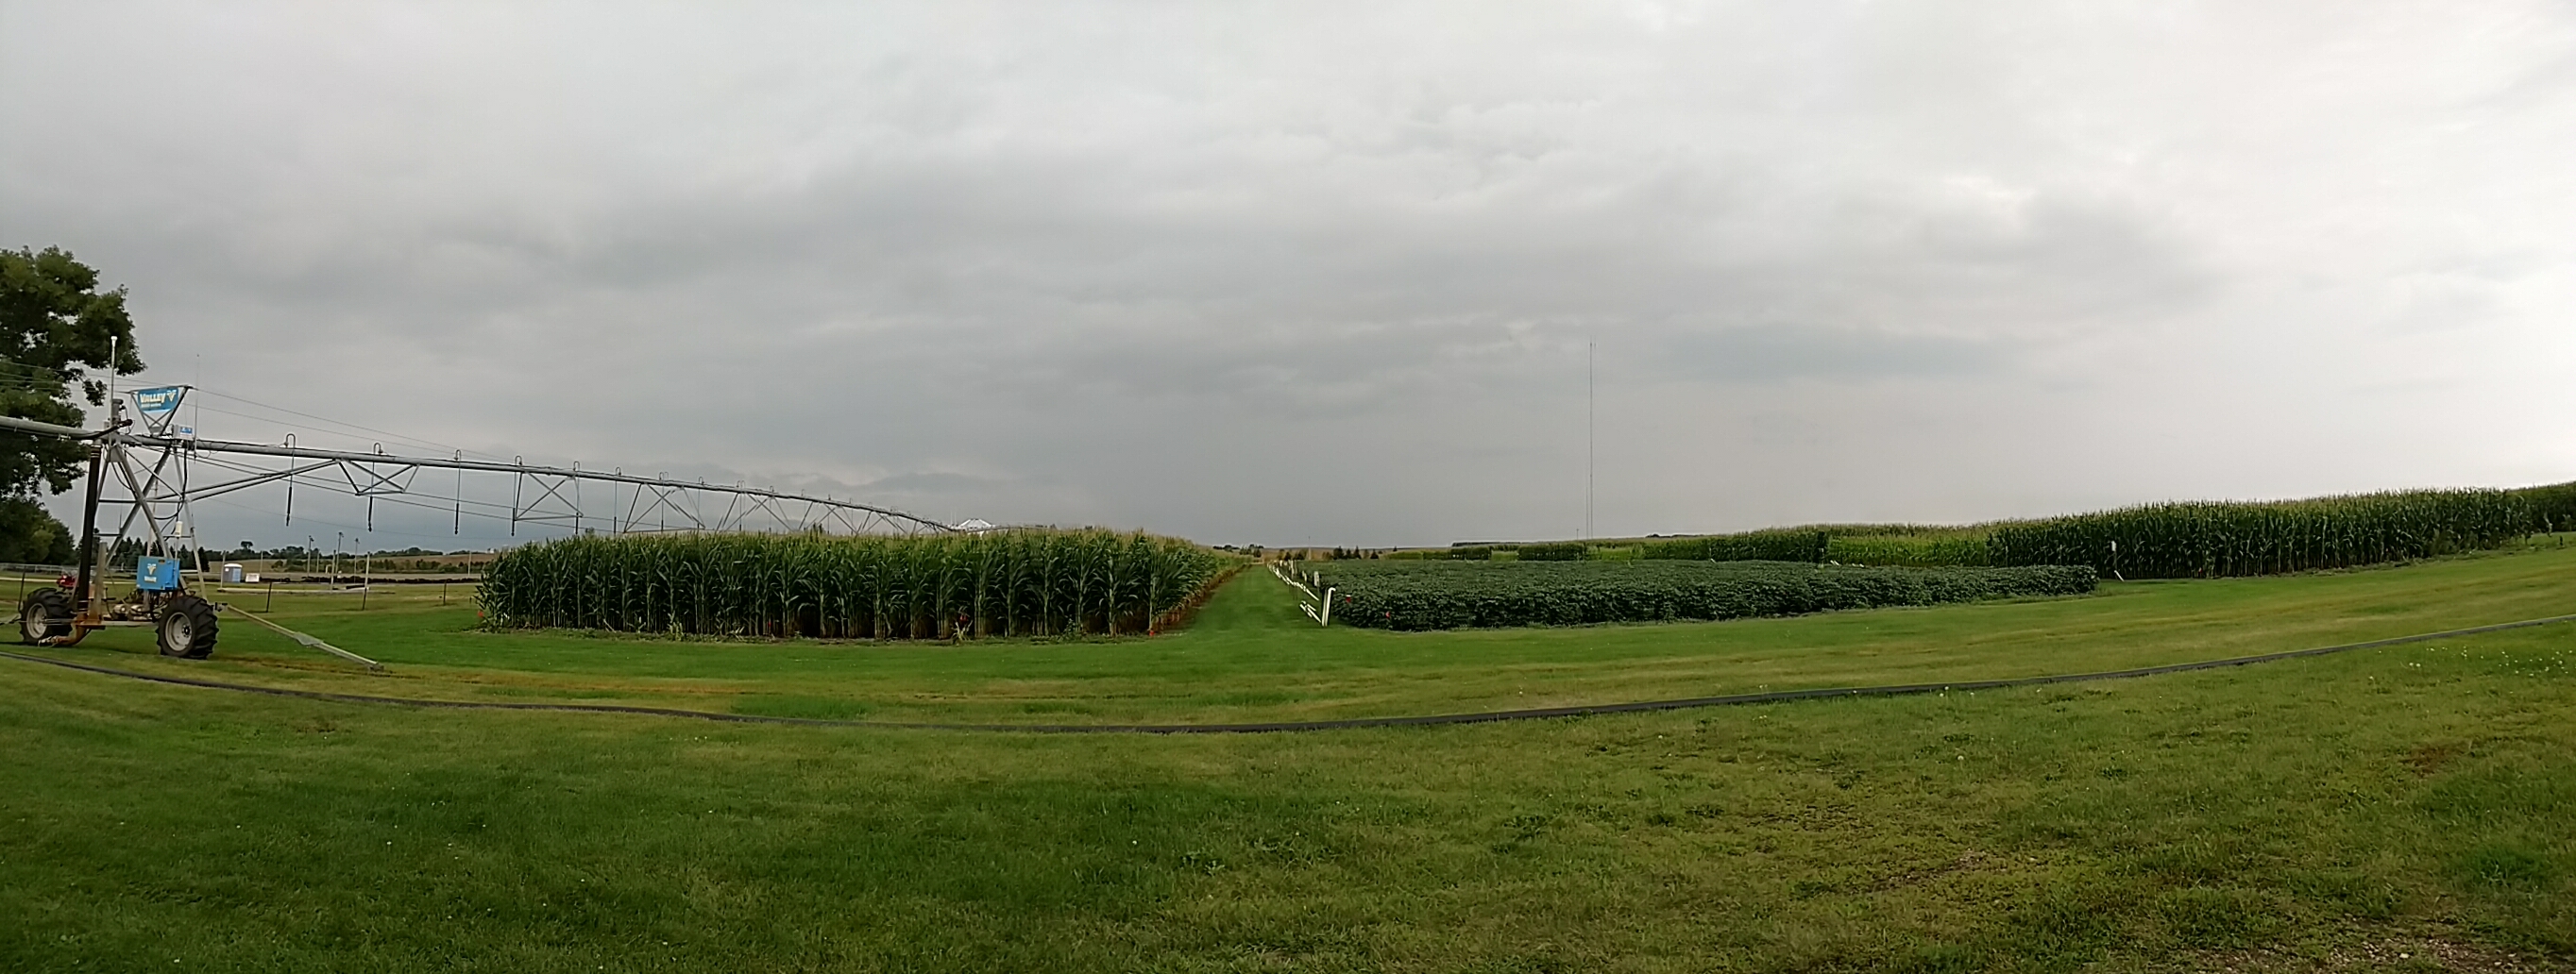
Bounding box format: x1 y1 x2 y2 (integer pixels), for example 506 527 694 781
1270 563 1319 598
1271 563 1330 625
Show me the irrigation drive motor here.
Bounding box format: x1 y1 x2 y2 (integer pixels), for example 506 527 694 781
133 556 220 658
17 554 220 658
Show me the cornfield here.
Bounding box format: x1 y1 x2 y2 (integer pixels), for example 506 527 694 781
1516 542 1587 562
1822 532 1992 567
479 529 1239 639
1641 529 1829 563
1986 489 2535 579
2518 481 2576 532
1545 481 2576 575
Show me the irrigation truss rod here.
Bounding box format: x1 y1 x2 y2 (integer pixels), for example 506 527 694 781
0 411 961 537
124 433 959 535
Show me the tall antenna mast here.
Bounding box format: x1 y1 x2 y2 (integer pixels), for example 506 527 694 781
1585 340 1595 542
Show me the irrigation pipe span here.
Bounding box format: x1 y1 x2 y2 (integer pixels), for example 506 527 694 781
4 613 2573 733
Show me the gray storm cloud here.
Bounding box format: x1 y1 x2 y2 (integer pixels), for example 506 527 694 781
4 0 2573 548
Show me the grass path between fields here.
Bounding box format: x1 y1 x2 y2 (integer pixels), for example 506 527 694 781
10 611 2576 733
12 539 2576 726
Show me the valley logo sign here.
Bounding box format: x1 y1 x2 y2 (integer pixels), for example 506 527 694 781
130 385 190 436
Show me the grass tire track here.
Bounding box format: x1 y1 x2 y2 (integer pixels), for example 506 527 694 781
5 612 2573 733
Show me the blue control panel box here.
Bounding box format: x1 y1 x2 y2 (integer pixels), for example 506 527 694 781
136 555 182 592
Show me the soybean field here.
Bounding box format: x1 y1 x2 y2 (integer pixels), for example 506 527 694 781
1305 559 2098 630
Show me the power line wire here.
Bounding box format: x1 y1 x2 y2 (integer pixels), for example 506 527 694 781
190 388 511 462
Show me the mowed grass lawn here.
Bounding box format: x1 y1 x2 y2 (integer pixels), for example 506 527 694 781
10 538 2576 726
0 547 2570 970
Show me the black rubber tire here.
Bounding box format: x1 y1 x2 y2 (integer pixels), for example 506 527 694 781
19 588 71 645
156 594 219 659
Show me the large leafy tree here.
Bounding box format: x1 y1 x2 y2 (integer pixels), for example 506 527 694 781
0 496 75 563
1 246 144 560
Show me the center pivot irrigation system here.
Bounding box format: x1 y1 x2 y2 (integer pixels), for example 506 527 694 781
1 384 965 660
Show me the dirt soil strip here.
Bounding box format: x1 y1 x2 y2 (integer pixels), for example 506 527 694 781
5 613 2574 734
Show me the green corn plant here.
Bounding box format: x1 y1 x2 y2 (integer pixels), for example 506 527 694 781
1984 488 2534 579
480 528 1234 640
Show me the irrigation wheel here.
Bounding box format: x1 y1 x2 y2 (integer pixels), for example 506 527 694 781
19 587 71 645
156 594 219 659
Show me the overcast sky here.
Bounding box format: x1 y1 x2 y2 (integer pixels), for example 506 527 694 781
6 1 2574 549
